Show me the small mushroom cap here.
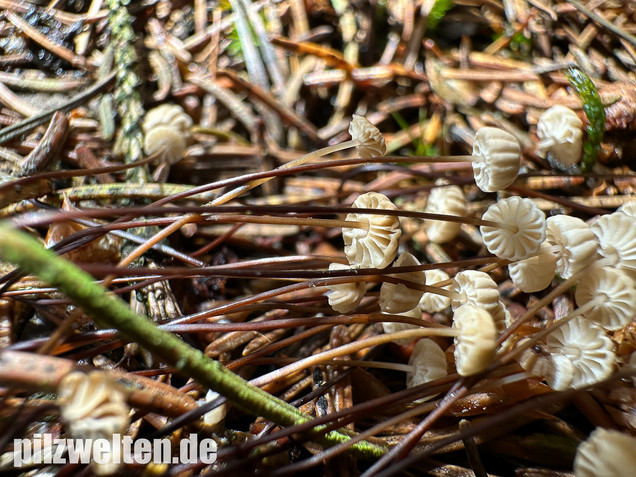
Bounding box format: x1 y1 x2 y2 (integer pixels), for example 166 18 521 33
545 215 599 278
326 263 366 313
382 306 422 345
574 428 636 477
142 104 193 165
617 200 636 218
142 104 193 133
508 241 557 293
480 196 546 261
58 371 129 440
380 252 427 313
343 192 401 269
423 184 467 244
419 269 451 313
575 266 636 331
407 338 448 388
472 127 521 192
451 270 507 332
536 105 583 167
545 317 615 390
452 303 497 376
143 126 188 165
349 114 386 158
202 390 228 426
591 212 636 279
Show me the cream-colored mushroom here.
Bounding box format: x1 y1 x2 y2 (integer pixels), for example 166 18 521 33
422 183 467 244
201 390 228 426
471 127 521 192
58 371 129 475
343 192 401 269
452 303 497 376
382 306 423 345
508 241 557 293
574 266 636 331
536 105 583 168
545 215 599 279
419 269 451 313
451 270 507 332
142 104 193 165
525 317 616 391
380 252 427 313
590 212 636 279
617 200 636 218
480 196 546 261
326 263 366 313
349 114 387 157
406 338 448 389
574 428 636 477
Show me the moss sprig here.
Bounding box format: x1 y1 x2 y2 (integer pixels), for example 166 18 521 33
565 68 605 172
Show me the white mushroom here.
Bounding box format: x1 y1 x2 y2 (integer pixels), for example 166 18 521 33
471 127 521 192
422 183 467 244
480 196 546 261
543 317 615 390
201 390 228 426
380 252 427 313
349 114 386 157
343 192 401 269
574 266 636 331
590 212 636 279
406 338 448 389
574 428 636 477
451 270 507 333
508 241 557 293
536 105 583 168
382 306 423 345
58 371 129 475
419 269 452 313
142 104 193 165
617 200 636 218
326 263 366 313
452 303 497 376
545 215 599 279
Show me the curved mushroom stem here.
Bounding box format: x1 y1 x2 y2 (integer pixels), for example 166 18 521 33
205 214 369 230
251 327 459 391
210 139 360 206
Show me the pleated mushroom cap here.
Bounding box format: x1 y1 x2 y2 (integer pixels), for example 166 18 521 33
380 252 427 314
545 215 599 278
574 266 636 331
343 192 401 269
422 184 466 244
508 241 557 293
544 317 615 390
382 306 422 345
536 105 583 167
480 196 546 261
142 104 193 165
452 303 497 376
591 212 636 279
419 269 451 313
451 270 507 333
326 263 366 313
407 338 447 388
574 428 636 477
349 114 386 158
472 127 521 192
